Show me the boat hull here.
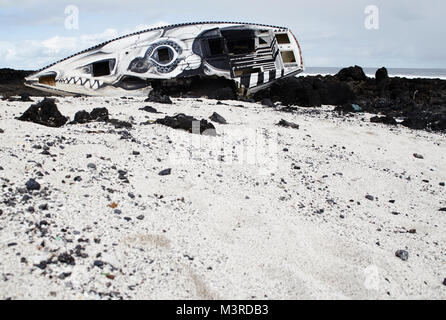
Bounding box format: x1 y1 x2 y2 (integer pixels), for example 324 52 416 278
25 22 304 96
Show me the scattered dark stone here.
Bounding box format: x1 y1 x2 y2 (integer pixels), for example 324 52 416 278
155 114 216 136
72 110 91 124
136 215 144 220
139 106 160 113
17 98 68 127
261 98 275 108
276 119 299 129
159 168 172 176
440 182 445 187
58 272 72 280
145 90 173 104
7 242 17 247
365 195 374 201
86 154 92 158
72 107 109 124
35 261 48 270
395 250 409 261
132 151 140 156
25 178 40 191
370 115 397 125
107 118 132 129
90 107 109 122
38 203 48 210
114 209 122 215
209 112 227 124
336 65 368 81
19 93 33 102
443 278 446 286
413 153 424 159
74 176 82 182
87 163 96 170
124 217 131 222
0 128 4 133
58 253 75 265
439 208 446 212
128 192 135 199
334 103 362 113
93 260 104 268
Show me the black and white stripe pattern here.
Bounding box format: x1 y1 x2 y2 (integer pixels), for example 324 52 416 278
235 68 296 90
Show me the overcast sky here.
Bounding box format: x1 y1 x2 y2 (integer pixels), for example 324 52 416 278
1 0 445 70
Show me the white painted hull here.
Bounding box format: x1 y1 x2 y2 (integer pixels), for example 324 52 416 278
25 21 304 96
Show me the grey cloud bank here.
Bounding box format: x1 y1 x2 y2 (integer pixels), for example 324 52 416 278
0 0 445 69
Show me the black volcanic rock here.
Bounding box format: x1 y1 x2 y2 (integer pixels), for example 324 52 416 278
72 107 109 124
155 113 216 135
276 119 299 129
139 106 160 113
25 178 40 191
0 68 53 97
255 76 357 107
145 90 173 104
17 98 68 127
90 107 109 121
208 87 236 100
73 110 91 124
401 115 429 130
395 250 409 261
336 65 368 81
209 112 227 124
375 67 389 84
370 116 397 125
159 168 172 176
334 103 363 113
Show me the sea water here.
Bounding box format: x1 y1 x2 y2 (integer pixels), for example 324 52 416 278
301 67 446 80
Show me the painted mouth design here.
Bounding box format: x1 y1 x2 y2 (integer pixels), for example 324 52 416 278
56 77 104 90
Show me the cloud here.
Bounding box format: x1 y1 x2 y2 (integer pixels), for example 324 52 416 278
1 0 446 69
0 22 169 70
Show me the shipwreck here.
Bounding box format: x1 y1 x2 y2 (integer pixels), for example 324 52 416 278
25 21 304 96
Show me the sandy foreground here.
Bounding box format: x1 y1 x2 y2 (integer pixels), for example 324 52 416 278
0 96 445 300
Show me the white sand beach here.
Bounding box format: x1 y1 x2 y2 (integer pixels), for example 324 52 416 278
0 96 445 299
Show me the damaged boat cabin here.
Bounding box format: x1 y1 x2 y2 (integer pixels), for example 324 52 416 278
25 21 304 96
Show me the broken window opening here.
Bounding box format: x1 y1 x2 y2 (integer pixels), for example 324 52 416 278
93 61 112 77
276 33 291 44
157 47 171 63
234 67 261 77
208 39 225 56
281 51 296 63
259 37 268 45
39 75 56 86
227 39 255 55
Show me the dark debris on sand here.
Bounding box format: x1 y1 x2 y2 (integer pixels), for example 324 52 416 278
17 98 68 128
155 113 216 136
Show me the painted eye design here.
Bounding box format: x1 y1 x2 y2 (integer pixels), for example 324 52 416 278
150 46 175 65
129 40 183 74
